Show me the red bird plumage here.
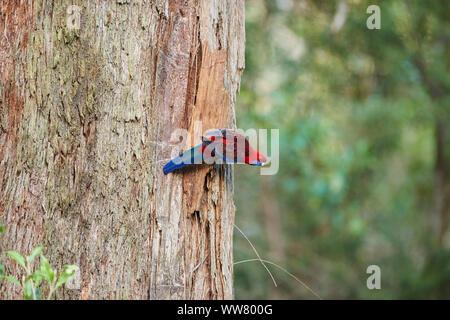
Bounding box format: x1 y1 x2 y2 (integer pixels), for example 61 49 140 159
163 129 267 174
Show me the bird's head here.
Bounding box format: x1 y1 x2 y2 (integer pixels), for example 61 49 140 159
248 148 267 166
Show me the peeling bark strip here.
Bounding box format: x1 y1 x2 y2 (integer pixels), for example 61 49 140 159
0 0 245 299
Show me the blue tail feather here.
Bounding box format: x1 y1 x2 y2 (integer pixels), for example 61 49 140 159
163 144 205 174
163 159 190 174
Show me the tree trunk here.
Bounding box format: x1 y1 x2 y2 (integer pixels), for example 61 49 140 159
0 0 245 300
414 56 450 247
261 177 285 299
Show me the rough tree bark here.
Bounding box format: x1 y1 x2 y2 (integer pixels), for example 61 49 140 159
0 0 245 299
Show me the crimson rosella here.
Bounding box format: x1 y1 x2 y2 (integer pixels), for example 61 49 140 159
163 129 267 174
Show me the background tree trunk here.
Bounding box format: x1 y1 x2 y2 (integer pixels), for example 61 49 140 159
0 0 245 299
433 120 450 246
414 56 450 247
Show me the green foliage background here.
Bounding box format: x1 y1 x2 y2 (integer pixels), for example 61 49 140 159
234 0 449 299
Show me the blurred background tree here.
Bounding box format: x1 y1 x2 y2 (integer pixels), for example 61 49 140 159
234 0 449 299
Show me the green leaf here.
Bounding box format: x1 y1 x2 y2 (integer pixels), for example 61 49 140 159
23 279 34 300
0 275 21 286
27 246 43 263
32 269 44 287
56 265 78 288
39 254 54 282
23 278 39 300
0 262 3 276
0 225 4 233
5 251 26 270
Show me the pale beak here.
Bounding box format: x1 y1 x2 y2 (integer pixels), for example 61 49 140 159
261 157 271 166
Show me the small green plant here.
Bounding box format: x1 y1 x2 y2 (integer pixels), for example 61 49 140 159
0 221 5 297
0 246 78 300
0 220 4 279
